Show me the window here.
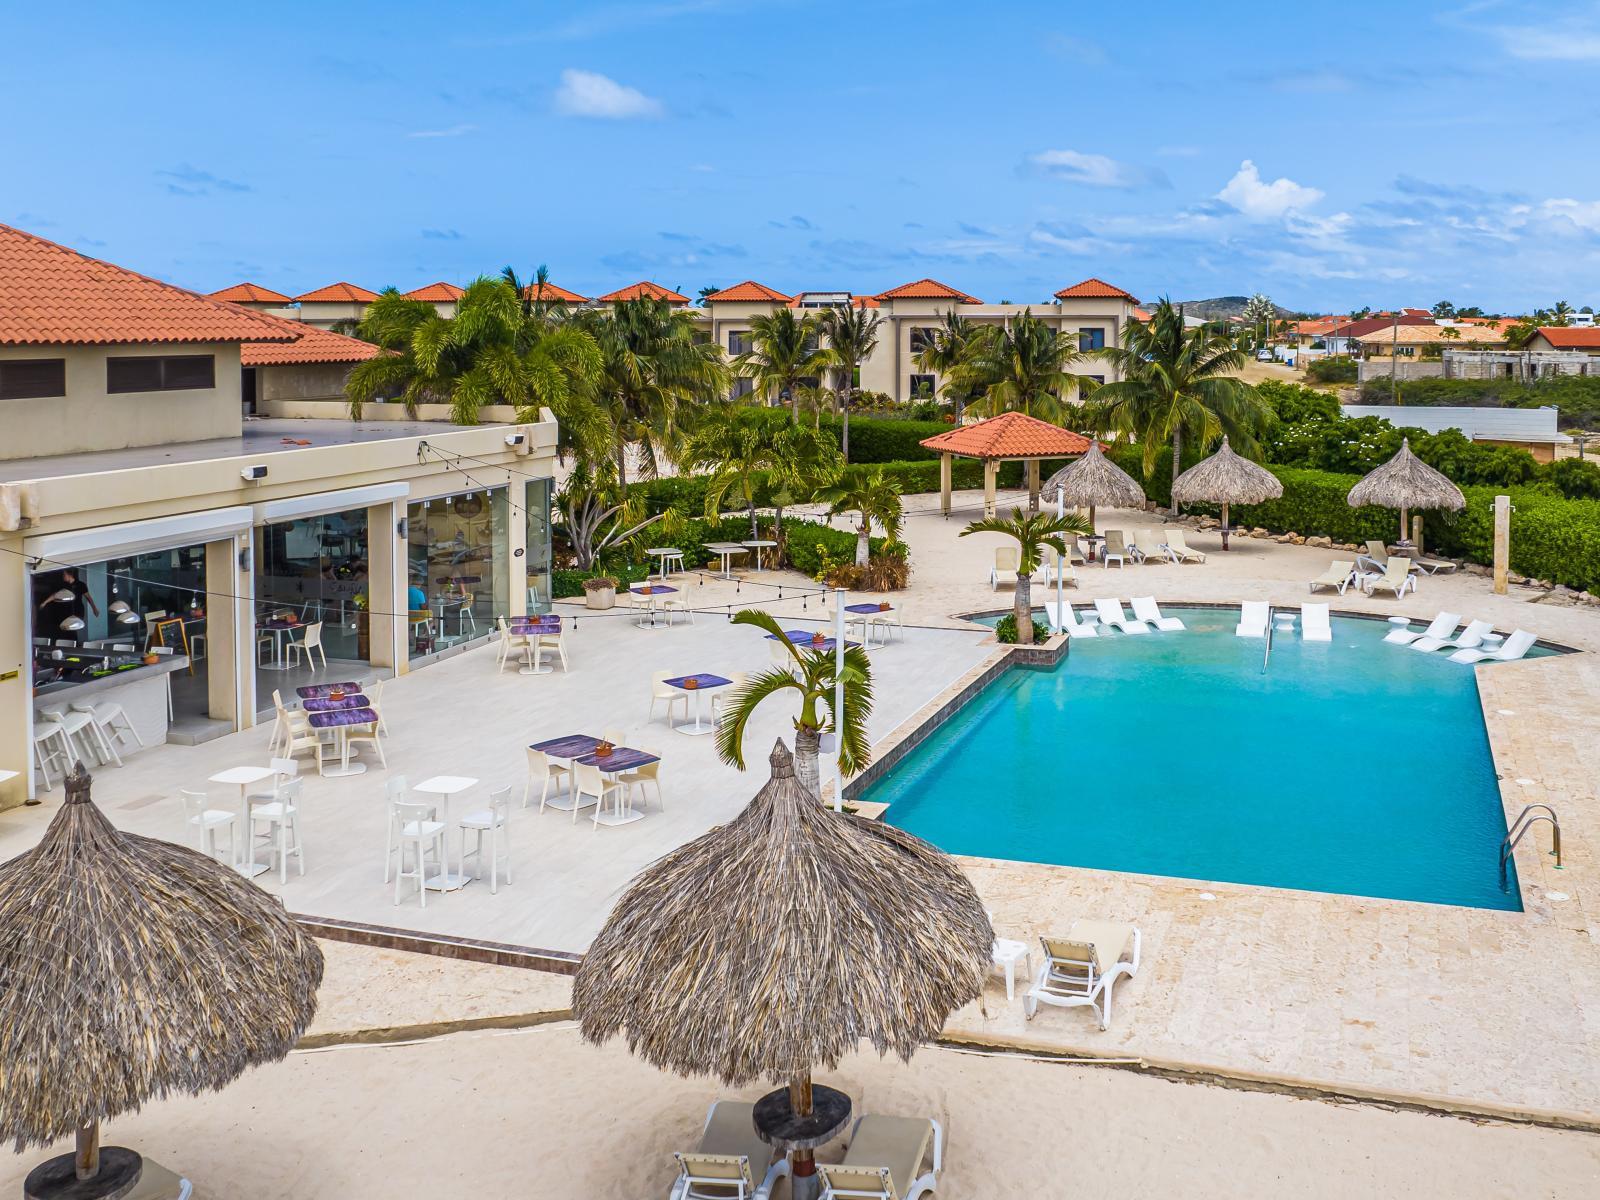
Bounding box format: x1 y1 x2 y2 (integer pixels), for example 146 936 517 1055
909 374 936 399
730 377 754 400
106 354 215 394
909 326 937 355
0 358 66 400
1077 327 1106 352
1085 374 1106 385
728 330 752 354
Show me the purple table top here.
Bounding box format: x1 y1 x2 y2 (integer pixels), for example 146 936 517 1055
303 694 370 712
664 673 732 690
767 629 859 652
530 734 660 772
511 616 562 632
845 603 894 614
307 707 377 728
297 681 362 699
631 584 678 595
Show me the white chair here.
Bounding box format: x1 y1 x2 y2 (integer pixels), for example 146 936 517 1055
1385 611 1459 646
1413 617 1490 654
458 785 512 894
63 702 123 766
768 639 798 672
1130 596 1184 631
367 679 390 736
390 799 446 907
38 706 107 767
496 616 529 672
1236 601 1269 637
1301 602 1332 642
1024 922 1142 1030
31 719 71 792
271 690 321 763
73 700 145 756
575 762 629 828
1135 529 1175 564
618 756 663 813
1041 546 1076 588
246 757 300 806
179 788 236 862
250 777 305 884
710 671 747 728
988 546 1020 590
1101 530 1132 568
525 748 571 811
650 671 689 725
1093 598 1148 634
662 593 696 625
285 621 327 670
538 625 569 672
1451 628 1537 664
1042 602 1098 638
383 775 422 879
1164 528 1207 563
1309 560 1357 595
344 712 387 768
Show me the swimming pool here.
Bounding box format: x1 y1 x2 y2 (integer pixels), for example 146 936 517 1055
860 607 1528 910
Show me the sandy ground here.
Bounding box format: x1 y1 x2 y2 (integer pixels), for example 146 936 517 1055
3 1021 1596 1199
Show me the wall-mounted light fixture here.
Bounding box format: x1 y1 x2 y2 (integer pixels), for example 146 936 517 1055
396 517 409 538
240 464 268 482
237 546 252 573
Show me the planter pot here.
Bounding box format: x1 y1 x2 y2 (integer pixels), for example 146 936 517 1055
584 587 616 610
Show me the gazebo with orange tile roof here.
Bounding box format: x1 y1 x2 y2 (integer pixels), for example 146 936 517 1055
919 411 1095 517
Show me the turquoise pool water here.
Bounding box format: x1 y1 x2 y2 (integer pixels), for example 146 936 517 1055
862 608 1526 910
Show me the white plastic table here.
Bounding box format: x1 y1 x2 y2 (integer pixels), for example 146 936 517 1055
413 775 477 891
646 547 685 579
991 938 1034 1003
741 539 777 570
208 765 278 878
705 543 749 579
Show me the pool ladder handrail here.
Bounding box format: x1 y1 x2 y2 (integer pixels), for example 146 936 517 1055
1261 605 1274 673
1499 803 1562 889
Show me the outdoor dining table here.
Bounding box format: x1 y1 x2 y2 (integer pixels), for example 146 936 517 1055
630 584 676 629
646 547 685 578
413 775 477 891
207 764 278 878
767 629 860 655
704 542 749 579
741 539 777 570
258 618 303 671
511 615 563 674
663 673 731 736
305 706 376 777
843 602 896 648
296 681 362 700
529 734 661 825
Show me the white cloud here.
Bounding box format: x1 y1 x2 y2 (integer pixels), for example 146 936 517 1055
407 123 477 139
1025 149 1165 190
1216 160 1324 219
1494 26 1600 61
555 69 664 119
1532 198 1600 233
1028 228 1130 256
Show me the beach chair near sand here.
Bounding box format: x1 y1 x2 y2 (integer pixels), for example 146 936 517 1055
1164 527 1206 563
1308 560 1356 596
1236 601 1269 637
669 1100 789 1200
1414 618 1493 654
1301 602 1332 642
817 1115 943 1200
1131 596 1184 631
1385 611 1458 646
1024 921 1143 1030
1134 529 1174 564
1101 529 1132 568
1363 558 1416 599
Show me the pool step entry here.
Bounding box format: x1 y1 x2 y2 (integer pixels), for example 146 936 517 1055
1500 803 1562 891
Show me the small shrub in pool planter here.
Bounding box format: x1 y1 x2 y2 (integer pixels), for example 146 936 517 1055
994 614 1050 645
582 576 617 610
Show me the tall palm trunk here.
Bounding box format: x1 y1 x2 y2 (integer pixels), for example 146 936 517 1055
842 403 851 464
1015 574 1034 644
793 724 823 800
1169 425 1182 517
855 516 870 567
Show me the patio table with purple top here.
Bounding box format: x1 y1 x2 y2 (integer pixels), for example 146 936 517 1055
307 706 377 777
766 629 860 655
664 673 731 736
530 734 662 824
630 583 677 629
296 681 362 700
844 602 898 647
302 693 369 712
512 615 563 675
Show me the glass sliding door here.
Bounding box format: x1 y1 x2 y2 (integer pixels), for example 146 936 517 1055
406 487 508 660
254 507 370 689
525 478 552 614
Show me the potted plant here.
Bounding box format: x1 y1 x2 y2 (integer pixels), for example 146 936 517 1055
583 576 617 610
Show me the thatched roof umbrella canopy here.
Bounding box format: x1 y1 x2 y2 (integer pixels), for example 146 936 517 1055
0 767 322 1196
1042 440 1145 528
575 742 990 1180
1347 437 1465 544
1170 435 1283 549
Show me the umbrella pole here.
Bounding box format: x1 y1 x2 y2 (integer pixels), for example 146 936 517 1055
1221 502 1231 551
788 1072 818 1200
75 1121 98 1181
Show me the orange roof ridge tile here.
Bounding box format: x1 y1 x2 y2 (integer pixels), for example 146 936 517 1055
597 280 690 303
293 281 381 304
918 411 1095 459
1054 278 1139 302
876 278 982 304
208 282 292 304
234 307 382 366
401 282 465 302
704 280 794 303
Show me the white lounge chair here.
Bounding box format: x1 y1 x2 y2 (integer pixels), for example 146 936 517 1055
1043 602 1098 637
1450 629 1537 664
1135 529 1174 564
1385 611 1459 646
1041 545 1077 588
817 1115 942 1200
1164 527 1207 563
1101 530 1132 568
1364 558 1416 599
1300 602 1331 642
988 546 1037 590
1024 921 1142 1030
1412 617 1491 654
1093 598 1149 634
1131 596 1184 631
1236 601 1269 637
669 1100 789 1200
1308 560 1356 596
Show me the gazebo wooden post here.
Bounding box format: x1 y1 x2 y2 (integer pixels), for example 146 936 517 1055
1026 458 1040 512
982 461 997 518
939 453 952 517
74 1121 98 1181
787 1072 817 1198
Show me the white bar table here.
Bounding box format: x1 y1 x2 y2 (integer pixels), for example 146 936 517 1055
704 543 748 579
207 764 278 878
413 775 477 891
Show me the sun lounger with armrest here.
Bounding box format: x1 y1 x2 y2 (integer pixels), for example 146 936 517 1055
817 1115 942 1200
1308 560 1356 595
670 1100 789 1200
1164 527 1206 563
1364 558 1416 598
1024 920 1142 1030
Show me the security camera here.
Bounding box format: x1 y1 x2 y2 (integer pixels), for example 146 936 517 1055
240 464 268 481
504 433 527 447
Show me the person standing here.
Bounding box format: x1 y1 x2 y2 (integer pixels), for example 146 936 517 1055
37 567 98 644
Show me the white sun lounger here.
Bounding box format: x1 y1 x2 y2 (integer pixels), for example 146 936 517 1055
670 1100 790 1200
1413 617 1492 654
1308 560 1356 595
1043 602 1098 637
1300 602 1332 641
1131 596 1184 631
1094 598 1149 633
1385 611 1459 646
1236 601 1269 637
1450 628 1537 664
1024 921 1142 1030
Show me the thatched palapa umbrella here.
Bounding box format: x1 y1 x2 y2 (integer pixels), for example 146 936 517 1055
574 741 991 1198
1171 435 1283 550
1043 439 1145 529
1347 437 1465 546
0 766 323 1199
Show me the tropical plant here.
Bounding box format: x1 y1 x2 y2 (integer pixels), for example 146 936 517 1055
500 263 570 326
715 608 873 800
345 278 606 440
814 465 903 567
817 304 882 461
1092 298 1270 513
766 419 844 558
913 309 991 418
732 309 830 421
574 297 726 486
960 508 1091 645
555 459 683 572
949 310 1090 421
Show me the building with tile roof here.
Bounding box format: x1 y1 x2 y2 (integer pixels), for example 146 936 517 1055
1526 327 1600 353
234 310 382 415
876 278 983 304
292 282 382 330
523 280 589 305
207 282 294 310
596 281 690 305
919 411 1097 516
702 281 793 304
400 282 465 318
1053 277 1140 302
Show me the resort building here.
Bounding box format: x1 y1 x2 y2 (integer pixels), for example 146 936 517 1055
240 314 382 416
596 281 691 308
1524 327 1600 356
0 225 557 806
1353 323 1508 358
400 282 465 319
290 283 381 330
1342 403 1571 461
206 283 297 320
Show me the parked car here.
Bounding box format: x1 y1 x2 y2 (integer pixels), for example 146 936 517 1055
1255 348 1274 362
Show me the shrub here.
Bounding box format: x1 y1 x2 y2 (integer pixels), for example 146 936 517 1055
818 416 951 463
993 614 1050 644
1305 355 1358 384
1547 457 1600 500
783 519 882 579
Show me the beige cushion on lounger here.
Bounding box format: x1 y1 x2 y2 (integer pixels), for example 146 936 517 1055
675 1101 772 1197
1066 920 1136 971
835 1115 935 1200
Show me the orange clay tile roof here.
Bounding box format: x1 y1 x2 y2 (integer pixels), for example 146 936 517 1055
785 293 879 309
1131 307 1153 321
876 278 982 304
236 309 382 366
704 280 794 303
524 281 589 304
293 282 380 304
918 411 1095 459
1053 277 1139 301
597 281 690 303
401 282 465 302
207 282 292 304
0 223 295 347
1532 327 1600 349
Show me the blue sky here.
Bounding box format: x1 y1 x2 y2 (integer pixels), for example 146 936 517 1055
5 1 1600 313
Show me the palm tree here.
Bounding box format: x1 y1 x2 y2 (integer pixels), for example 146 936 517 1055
575 297 727 486
914 309 991 419
715 608 873 800
733 309 830 422
815 465 902 567
766 420 844 560
960 508 1091 645
501 263 568 326
817 305 882 461
950 310 1090 422
681 408 840 544
1552 300 1575 325
1092 299 1268 515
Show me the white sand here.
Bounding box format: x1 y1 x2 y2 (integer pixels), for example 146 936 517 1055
3 1023 1596 1199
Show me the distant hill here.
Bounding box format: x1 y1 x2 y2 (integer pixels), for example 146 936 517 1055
1170 296 1296 320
